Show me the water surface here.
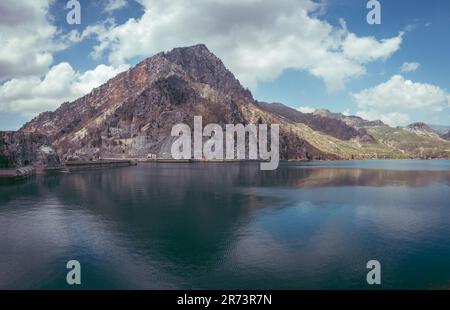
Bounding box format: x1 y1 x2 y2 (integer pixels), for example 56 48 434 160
1 160 450 289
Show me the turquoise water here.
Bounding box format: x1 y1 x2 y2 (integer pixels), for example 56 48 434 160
1 160 450 289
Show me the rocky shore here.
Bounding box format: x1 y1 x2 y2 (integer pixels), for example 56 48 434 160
0 131 134 180
0 131 61 169
0 166 35 180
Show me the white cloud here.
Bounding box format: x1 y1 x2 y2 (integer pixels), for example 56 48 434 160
0 0 64 80
342 32 403 63
64 19 115 44
0 63 129 116
400 62 420 73
0 1 126 118
0 0 405 119
352 75 450 126
297 106 316 113
104 0 127 13
83 0 403 91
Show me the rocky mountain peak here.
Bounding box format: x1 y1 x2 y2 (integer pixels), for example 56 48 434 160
19 44 258 160
407 122 433 131
15 44 450 163
162 44 252 100
313 109 332 117
405 122 441 139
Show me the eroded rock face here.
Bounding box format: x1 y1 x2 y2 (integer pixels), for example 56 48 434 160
21 44 336 161
22 44 448 161
36 145 61 167
0 132 61 168
21 45 242 159
405 122 441 140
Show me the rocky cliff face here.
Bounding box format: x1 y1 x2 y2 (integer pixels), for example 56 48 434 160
22 45 240 158
0 132 61 168
405 122 442 140
19 44 450 161
21 44 333 161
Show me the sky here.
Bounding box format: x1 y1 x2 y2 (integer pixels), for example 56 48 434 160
0 0 449 130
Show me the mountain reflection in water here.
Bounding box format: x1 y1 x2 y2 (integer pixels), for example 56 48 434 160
0 160 450 289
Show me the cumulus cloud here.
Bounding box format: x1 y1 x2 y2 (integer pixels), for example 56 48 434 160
64 18 115 45
0 0 64 80
0 63 129 116
342 32 403 63
0 0 405 120
83 0 403 91
297 106 316 113
352 75 450 126
400 62 420 73
104 0 127 13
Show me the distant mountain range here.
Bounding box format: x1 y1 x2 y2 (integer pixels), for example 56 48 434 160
5 44 449 165
428 124 450 135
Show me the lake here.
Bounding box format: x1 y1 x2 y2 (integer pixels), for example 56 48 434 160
1 160 450 289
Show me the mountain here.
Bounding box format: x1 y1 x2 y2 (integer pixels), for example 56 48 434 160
21 44 326 161
364 123 450 159
22 45 249 159
19 44 450 162
442 131 450 140
312 109 385 127
404 122 442 140
256 103 375 142
428 124 450 135
430 126 450 141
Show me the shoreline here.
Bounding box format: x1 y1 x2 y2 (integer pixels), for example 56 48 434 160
0 159 136 180
65 159 137 172
1 158 449 181
0 166 35 180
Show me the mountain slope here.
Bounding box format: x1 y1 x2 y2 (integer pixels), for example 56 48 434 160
428 124 450 135
312 109 385 127
21 45 329 160
443 131 450 140
20 44 450 161
257 102 374 142
404 122 442 140
365 125 450 159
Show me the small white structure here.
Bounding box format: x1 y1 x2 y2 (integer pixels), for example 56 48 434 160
147 153 157 160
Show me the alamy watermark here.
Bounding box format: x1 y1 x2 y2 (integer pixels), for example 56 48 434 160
66 0 81 25
66 260 81 285
367 0 381 25
366 260 381 285
63 258 380 287
66 1 381 26
170 116 280 170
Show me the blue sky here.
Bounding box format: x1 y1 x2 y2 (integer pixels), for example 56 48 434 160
254 0 450 125
1 0 449 130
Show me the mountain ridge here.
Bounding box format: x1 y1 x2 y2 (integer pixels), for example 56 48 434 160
18 44 450 162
